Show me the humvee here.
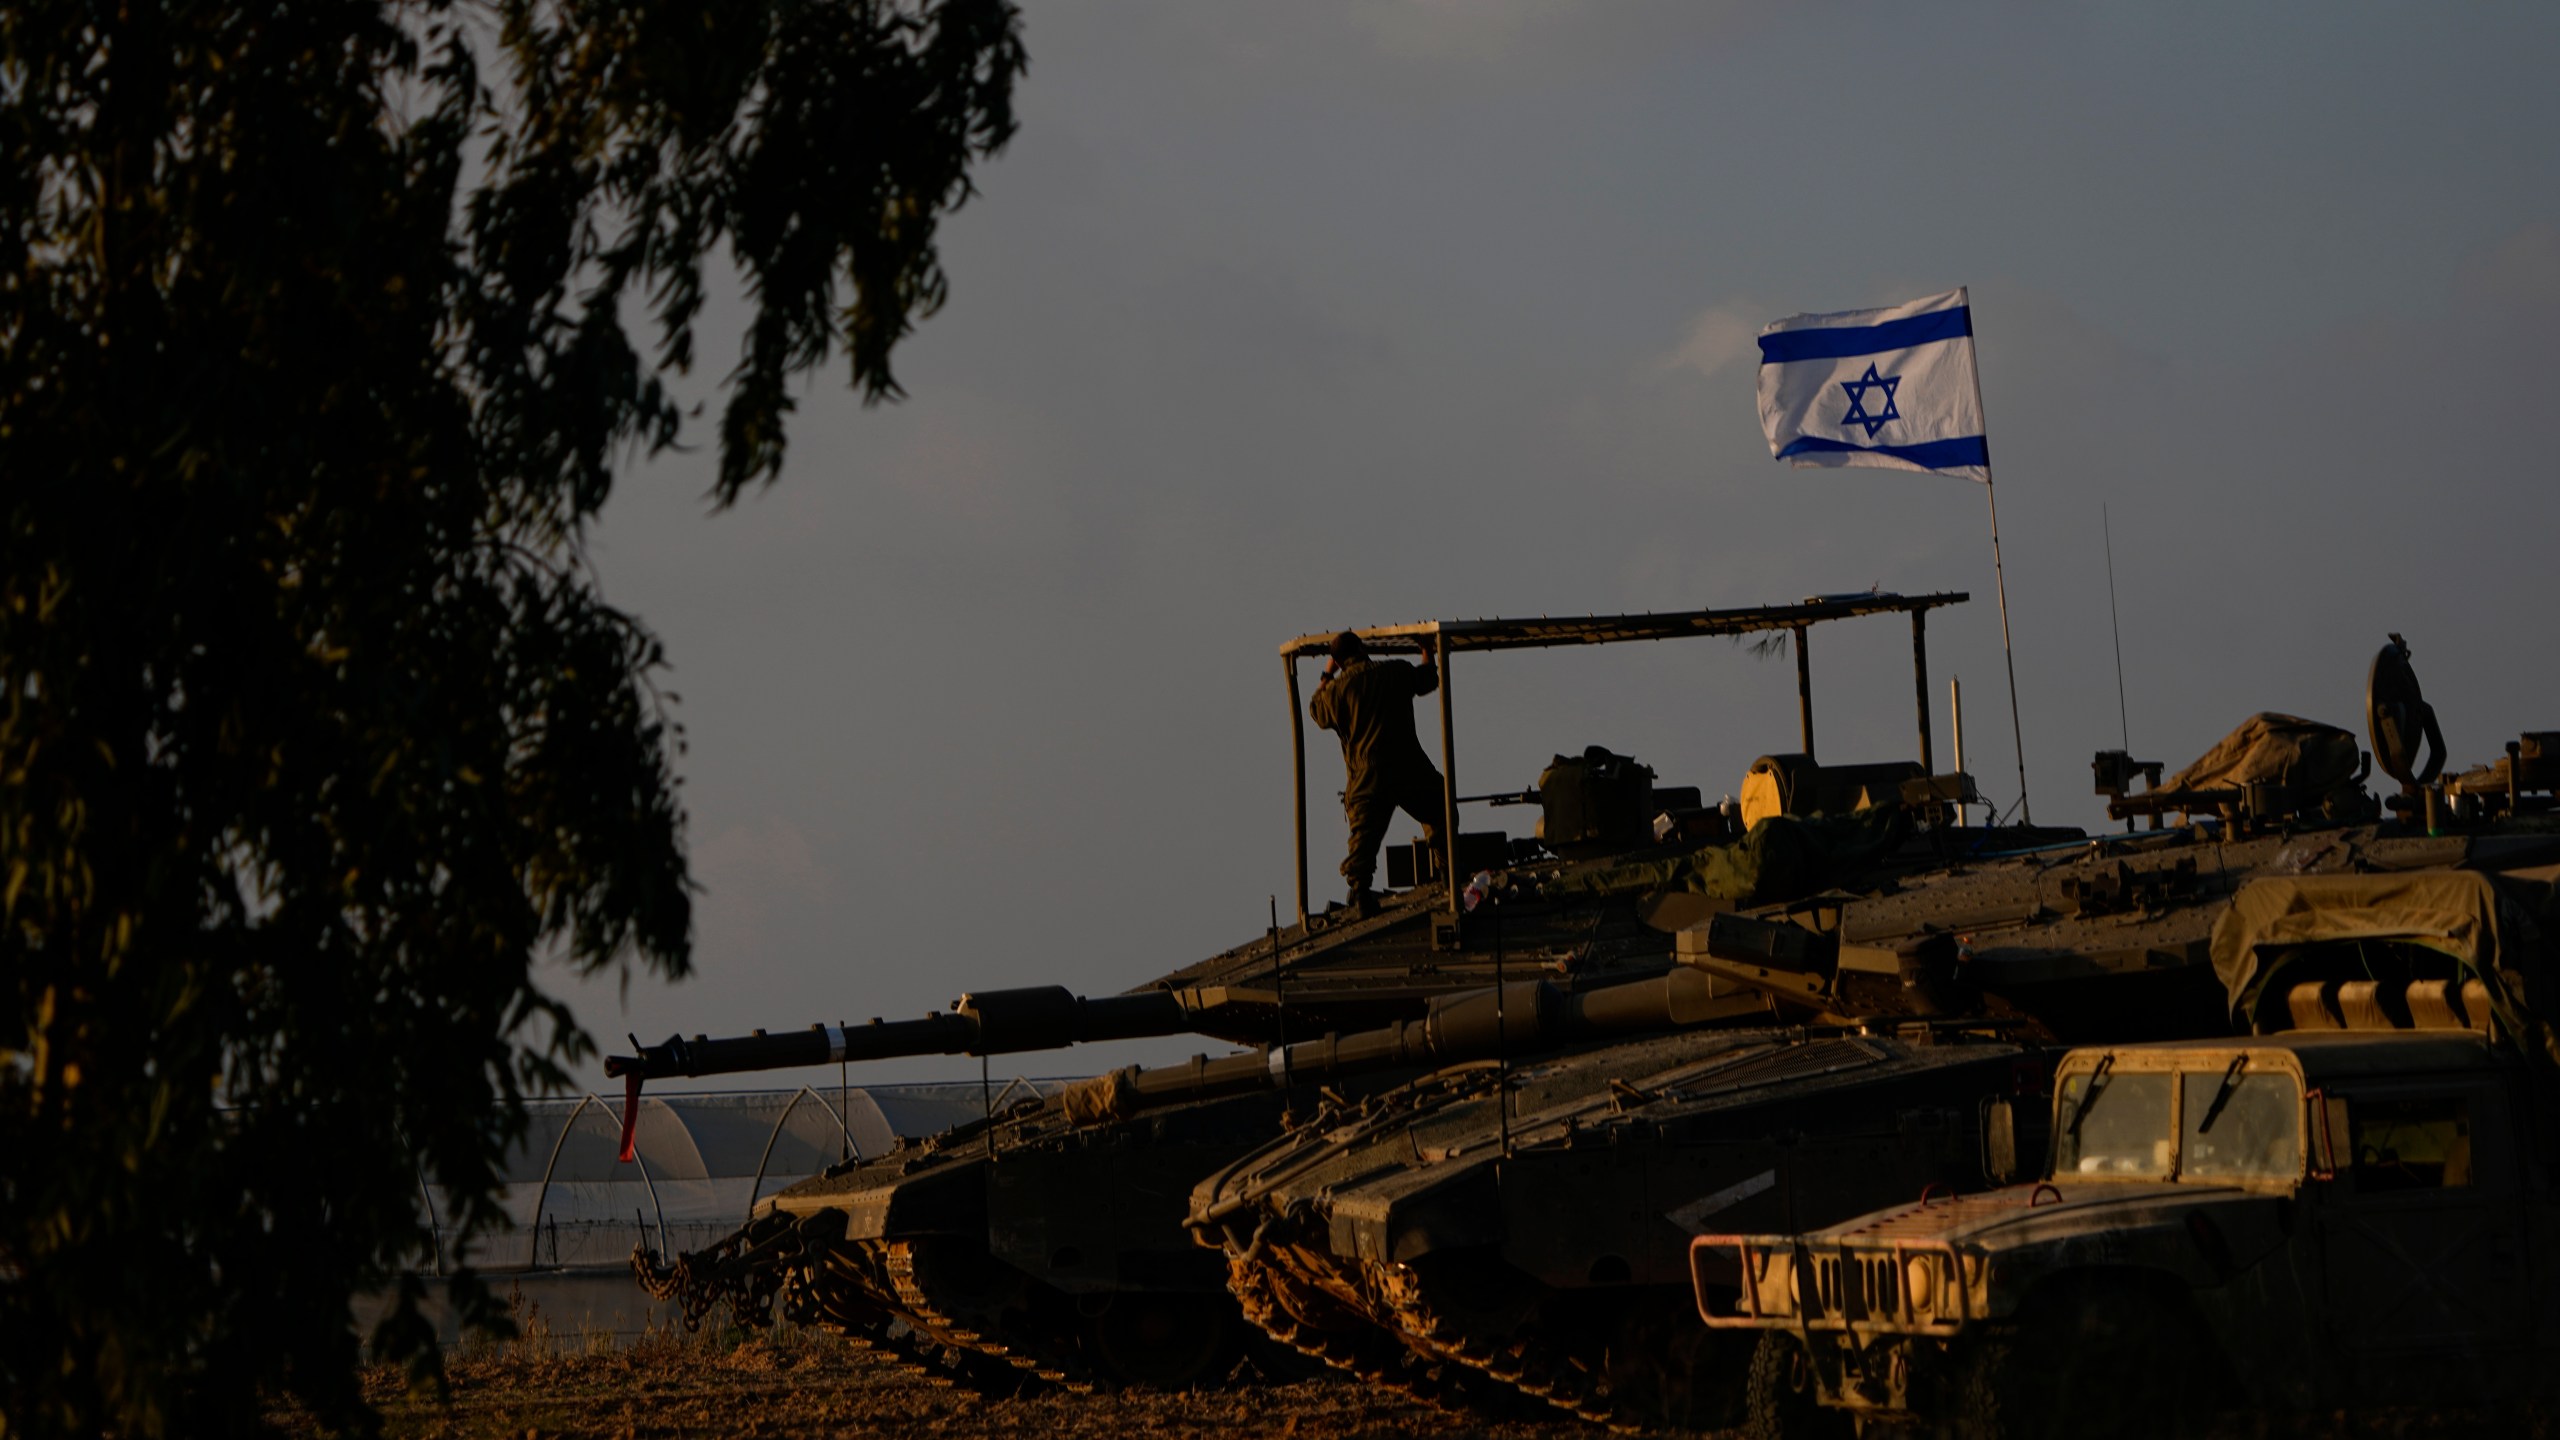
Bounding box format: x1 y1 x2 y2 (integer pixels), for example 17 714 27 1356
1689 864 2560 1438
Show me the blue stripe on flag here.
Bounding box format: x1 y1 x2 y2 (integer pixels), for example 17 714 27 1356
1775 434 1990 470
1758 308 1973 365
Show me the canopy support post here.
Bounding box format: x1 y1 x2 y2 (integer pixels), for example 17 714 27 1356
1437 631 1460 934
1793 625 1815 761
1286 654 1308 927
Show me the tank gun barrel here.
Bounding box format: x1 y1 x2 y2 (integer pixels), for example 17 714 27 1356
604 986 1192 1081
1067 965 1767 1122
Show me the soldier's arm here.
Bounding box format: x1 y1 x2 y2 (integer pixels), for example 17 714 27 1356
1409 651 1440 698
1311 673 1341 730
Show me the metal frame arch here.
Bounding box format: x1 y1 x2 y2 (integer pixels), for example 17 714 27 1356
808 1086 857 1157
392 1115 449 1277
414 1163 445 1276
524 1093 670 1270
989 1075 1051 1110
747 1086 866 1222
632 1092 711 1181
746 1088 810 1221
832 1084 896 1159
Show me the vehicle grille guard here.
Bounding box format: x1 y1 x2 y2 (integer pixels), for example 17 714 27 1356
1692 1228 1987 1336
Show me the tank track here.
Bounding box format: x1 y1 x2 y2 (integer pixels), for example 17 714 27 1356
635 1220 1015 1391
1367 1257 1628 1430
636 1219 1102 1397
880 1237 1101 1393
784 1243 1041 1393
1214 1223 1643 1431
1199 1066 1636 1429
1218 1230 1545 1420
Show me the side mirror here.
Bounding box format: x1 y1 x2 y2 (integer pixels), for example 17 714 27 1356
2307 1088 2351 1180
1983 1096 2020 1186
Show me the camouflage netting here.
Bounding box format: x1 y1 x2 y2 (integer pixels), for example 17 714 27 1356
1538 809 1909 908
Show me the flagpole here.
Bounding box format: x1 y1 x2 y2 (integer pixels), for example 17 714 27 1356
1960 287 2031 826
1758 285 2031 821
1981 468 2031 824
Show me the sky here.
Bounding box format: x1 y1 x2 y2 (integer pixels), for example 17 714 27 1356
568 3 2560 1092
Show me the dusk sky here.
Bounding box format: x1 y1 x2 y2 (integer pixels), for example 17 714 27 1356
571 4 2560 1090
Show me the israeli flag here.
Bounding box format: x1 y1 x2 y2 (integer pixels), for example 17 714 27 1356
1757 288 1989 482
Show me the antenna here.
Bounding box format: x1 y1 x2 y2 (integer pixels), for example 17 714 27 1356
1494 909 1509 1158
1269 895 1289 1095
2102 503 2130 752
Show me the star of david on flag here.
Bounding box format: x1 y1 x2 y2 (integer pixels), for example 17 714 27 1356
1756 288 1989 482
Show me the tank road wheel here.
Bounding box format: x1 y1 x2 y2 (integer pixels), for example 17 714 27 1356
1081 1292 1238 1390
1742 1333 1853 1440
1951 1282 2223 1440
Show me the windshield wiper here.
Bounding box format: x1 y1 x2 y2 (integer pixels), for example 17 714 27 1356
2064 1052 2116 1141
2193 1053 2248 1135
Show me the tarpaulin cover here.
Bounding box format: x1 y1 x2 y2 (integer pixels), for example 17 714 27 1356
2210 869 2559 1067
2163 713 2364 798
2212 870 2506 1009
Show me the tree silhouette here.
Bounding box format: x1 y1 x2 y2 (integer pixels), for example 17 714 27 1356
0 2 1023 1433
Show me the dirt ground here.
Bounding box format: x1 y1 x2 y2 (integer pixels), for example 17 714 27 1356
268 1331 2543 1440
267 1333 1610 1440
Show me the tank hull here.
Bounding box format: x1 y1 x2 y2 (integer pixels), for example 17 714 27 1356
1192 1026 2054 1428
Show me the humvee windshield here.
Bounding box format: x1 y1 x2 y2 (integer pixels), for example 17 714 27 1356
2056 1068 2172 1176
2181 1070 2302 1179
2053 1056 2303 1183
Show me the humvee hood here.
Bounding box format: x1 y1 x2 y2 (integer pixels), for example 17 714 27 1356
1804 1180 2238 1245
1802 1179 2296 1294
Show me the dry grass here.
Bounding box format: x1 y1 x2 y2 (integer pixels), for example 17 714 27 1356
265 1318 2541 1440
268 1326 1601 1440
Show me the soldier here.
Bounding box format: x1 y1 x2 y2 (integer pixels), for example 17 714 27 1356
1311 632 1444 915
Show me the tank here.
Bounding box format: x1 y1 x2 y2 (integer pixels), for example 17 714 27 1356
1186 636 2560 1431
610 594 2017 1392
617 804 1976 1394
632 967 1774 1392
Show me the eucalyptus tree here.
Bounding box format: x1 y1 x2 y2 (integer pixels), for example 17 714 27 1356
0 2 1024 1432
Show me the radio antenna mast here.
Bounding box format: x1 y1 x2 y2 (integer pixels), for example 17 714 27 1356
2103 502 2130 752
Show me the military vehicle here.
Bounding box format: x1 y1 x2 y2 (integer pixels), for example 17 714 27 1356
1192 1015 2058 1427
1679 637 2560 1438
610 593 2011 1392
1694 866 2560 1438
639 965 1787 1394
1187 638 2560 1431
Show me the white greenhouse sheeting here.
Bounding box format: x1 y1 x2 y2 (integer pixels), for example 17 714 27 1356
415 1079 1063 1273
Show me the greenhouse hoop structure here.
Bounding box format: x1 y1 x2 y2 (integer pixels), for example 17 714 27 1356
413 1081 1025 1274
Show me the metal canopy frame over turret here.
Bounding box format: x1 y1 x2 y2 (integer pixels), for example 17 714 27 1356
1279 590 1970 928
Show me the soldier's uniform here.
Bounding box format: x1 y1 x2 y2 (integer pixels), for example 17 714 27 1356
1311 655 1445 897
